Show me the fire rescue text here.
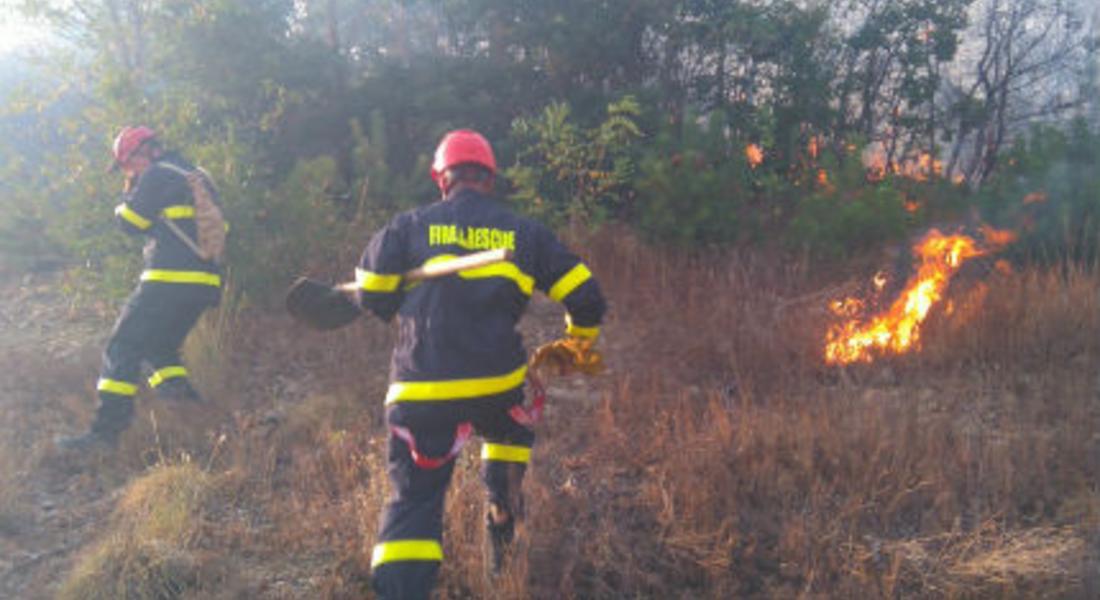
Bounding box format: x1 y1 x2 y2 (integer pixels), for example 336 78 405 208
428 224 516 251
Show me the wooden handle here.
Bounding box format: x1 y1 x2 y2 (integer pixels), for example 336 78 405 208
335 248 513 292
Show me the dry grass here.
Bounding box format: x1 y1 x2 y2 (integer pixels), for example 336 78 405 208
57 462 226 600
8 228 1100 598
196 230 1100 598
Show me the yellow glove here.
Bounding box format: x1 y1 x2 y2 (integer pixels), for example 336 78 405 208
531 336 604 376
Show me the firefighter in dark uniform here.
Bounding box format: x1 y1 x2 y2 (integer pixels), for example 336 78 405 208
361 130 606 599
57 126 222 451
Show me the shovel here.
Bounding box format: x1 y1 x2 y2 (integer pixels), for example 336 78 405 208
286 248 513 330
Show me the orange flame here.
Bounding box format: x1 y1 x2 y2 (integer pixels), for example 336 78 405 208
824 227 1016 365
1022 192 1047 205
745 144 764 168
978 224 1018 247
862 144 951 183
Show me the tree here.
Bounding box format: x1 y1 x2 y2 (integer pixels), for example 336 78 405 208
834 0 973 175
943 0 1098 183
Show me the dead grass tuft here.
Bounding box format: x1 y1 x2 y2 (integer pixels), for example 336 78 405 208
57 462 231 600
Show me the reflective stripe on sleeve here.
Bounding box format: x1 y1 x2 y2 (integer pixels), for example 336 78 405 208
481 443 531 464
385 365 527 404
140 270 221 286
161 205 195 219
114 204 152 230
97 378 138 396
355 268 402 292
148 366 188 388
370 539 443 568
548 263 592 302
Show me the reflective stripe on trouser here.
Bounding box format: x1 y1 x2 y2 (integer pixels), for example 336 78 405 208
371 425 455 600
372 390 535 600
93 285 210 433
148 366 188 388
91 378 138 436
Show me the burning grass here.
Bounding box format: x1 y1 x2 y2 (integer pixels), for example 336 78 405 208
824 227 1018 365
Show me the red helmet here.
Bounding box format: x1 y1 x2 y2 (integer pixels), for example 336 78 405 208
110 126 157 170
430 129 497 188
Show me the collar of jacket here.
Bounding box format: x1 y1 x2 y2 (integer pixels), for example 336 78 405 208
443 187 493 204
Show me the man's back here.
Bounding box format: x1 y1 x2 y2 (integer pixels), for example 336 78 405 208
356 187 606 393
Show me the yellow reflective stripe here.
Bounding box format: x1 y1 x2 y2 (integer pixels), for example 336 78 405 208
140 270 221 286
148 366 187 388
97 378 137 396
481 443 531 463
548 263 592 302
386 365 527 403
161 205 195 219
114 204 152 230
422 254 534 295
370 540 443 568
355 268 402 292
565 314 600 339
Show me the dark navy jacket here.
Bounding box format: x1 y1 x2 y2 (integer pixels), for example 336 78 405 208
114 152 222 302
356 188 606 404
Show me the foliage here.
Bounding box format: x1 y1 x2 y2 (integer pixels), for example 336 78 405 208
631 112 757 246
0 0 1097 297
975 120 1100 265
506 96 642 227
228 154 369 303
787 178 910 259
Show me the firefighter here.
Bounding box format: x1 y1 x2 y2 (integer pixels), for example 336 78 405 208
361 130 606 598
57 126 223 451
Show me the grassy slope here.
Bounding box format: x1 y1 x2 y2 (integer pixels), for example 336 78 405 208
1 229 1098 598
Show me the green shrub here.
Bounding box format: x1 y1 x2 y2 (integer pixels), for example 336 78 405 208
631 112 763 246
506 96 642 227
975 120 1100 265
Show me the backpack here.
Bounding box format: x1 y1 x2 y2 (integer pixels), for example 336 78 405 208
158 161 227 264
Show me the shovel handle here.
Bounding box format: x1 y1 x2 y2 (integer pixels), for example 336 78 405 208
335 248 513 293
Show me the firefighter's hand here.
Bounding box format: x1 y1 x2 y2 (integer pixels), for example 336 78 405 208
123 174 137 194
531 336 604 376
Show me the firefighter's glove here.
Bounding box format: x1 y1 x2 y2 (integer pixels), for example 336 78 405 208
531 336 604 376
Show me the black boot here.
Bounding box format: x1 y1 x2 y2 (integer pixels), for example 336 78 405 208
156 379 205 403
484 511 515 577
55 427 119 452
56 397 132 452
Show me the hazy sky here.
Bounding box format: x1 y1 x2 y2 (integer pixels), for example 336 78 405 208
0 7 49 55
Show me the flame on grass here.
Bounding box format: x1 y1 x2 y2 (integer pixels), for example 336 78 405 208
824 227 1017 365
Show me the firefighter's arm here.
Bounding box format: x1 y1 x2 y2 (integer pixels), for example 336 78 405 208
113 168 164 235
533 228 608 374
354 217 408 322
